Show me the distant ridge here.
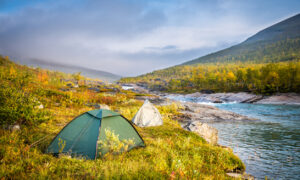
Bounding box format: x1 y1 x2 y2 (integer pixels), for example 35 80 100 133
244 13 300 43
24 59 121 82
183 13 300 65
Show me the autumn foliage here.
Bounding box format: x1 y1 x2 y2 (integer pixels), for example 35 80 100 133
121 61 300 94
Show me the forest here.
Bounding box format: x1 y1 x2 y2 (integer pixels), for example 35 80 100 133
120 61 300 94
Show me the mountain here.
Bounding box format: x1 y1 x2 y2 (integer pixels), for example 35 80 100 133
120 14 300 94
23 59 121 82
183 13 300 65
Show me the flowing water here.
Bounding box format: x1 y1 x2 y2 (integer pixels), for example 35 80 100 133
167 95 300 179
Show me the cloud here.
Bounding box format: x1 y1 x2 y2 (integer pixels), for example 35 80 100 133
0 0 299 76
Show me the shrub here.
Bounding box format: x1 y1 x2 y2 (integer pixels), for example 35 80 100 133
99 96 117 105
97 129 134 156
0 82 50 127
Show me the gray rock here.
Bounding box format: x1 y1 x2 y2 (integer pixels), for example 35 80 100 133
88 87 100 92
182 92 300 105
255 93 300 105
183 121 218 145
184 92 262 103
241 95 264 103
226 172 254 180
122 83 149 94
180 102 257 123
96 104 110 110
9 124 20 131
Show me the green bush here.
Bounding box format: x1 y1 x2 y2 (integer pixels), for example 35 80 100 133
0 82 50 127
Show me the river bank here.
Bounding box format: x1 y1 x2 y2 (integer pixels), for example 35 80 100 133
163 94 300 179
122 83 300 105
128 84 300 179
165 92 300 105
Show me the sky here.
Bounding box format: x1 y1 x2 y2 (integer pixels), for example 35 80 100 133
0 0 299 76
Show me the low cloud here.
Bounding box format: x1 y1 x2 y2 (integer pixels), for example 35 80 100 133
0 0 299 76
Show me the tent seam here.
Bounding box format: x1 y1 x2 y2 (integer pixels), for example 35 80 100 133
94 110 102 159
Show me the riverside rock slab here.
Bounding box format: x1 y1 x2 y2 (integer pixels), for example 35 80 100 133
255 93 300 105
180 102 257 123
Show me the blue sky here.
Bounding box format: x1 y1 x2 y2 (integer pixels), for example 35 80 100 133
0 0 299 76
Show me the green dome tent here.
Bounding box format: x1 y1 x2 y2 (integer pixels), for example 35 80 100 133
46 109 145 159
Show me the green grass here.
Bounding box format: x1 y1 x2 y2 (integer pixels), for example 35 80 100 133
0 56 244 179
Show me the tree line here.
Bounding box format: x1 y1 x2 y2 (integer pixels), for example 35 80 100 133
120 61 300 94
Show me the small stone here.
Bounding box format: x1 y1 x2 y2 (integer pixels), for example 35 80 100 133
37 104 44 109
10 124 20 131
226 172 254 180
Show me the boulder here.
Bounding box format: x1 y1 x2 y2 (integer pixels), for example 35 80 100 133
94 104 110 110
183 121 218 145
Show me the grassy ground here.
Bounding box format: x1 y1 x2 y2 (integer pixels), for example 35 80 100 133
0 56 244 179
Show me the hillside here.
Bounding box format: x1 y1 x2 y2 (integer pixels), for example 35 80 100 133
120 61 300 94
21 58 121 82
183 13 300 65
0 55 244 179
120 14 300 94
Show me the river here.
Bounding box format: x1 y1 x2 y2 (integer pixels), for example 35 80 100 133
167 95 300 179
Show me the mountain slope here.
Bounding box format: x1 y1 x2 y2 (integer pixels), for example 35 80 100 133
22 59 121 82
120 14 300 94
183 13 300 65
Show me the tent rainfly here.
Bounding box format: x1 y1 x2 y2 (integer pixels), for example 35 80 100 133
46 109 145 159
132 100 163 127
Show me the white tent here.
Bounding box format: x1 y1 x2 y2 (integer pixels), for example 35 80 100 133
132 100 163 127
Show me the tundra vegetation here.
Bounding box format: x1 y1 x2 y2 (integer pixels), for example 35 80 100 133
0 55 244 179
